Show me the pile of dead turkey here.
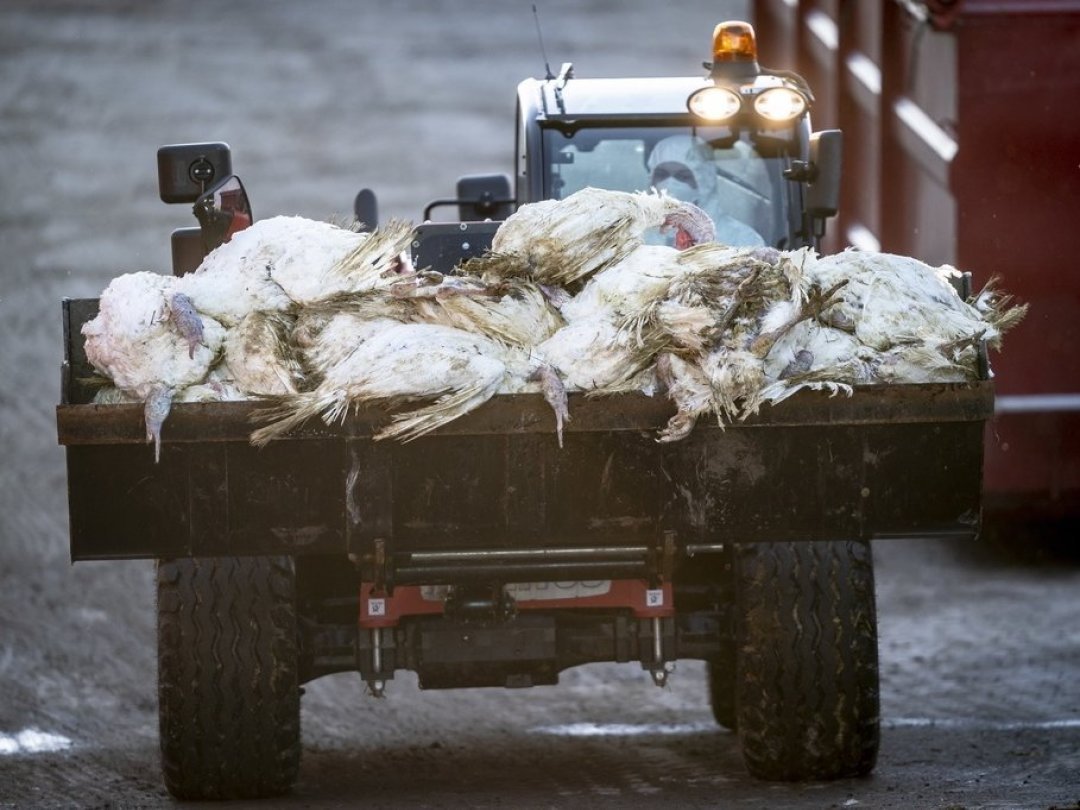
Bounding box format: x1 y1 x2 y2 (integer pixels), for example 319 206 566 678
82 188 1026 460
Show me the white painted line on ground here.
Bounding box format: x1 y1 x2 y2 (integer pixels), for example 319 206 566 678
887 717 1080 731
533 722 717 737
533 718 1080 738
0 728 73 755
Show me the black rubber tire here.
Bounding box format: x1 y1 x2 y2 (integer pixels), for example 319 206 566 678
733 540 879 781
707 651 738 731
157 556 301 800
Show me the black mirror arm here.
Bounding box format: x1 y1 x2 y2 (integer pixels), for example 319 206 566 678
783 160 818 184
423 197 516 221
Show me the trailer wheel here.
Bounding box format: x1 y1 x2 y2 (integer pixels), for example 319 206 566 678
733 540 879 781
156 556 301 799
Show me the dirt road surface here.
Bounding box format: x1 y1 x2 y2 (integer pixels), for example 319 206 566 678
1 2 1078 807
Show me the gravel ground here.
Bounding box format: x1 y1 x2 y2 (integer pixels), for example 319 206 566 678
1 2 1078 808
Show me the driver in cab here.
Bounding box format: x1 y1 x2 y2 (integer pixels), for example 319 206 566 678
647 134 764 247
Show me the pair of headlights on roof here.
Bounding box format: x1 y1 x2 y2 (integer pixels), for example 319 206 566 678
688 85 807 124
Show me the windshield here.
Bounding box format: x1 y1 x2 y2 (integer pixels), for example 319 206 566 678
542 126 794 248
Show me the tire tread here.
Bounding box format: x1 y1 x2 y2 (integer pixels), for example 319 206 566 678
734 540 879 781
157 556 300 800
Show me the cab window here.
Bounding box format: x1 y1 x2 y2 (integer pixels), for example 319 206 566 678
542 126 793 248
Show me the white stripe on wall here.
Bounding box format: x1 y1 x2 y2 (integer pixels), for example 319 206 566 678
995 394 1080 414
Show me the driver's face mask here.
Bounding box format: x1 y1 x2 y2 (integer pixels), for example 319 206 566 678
651 163 699 203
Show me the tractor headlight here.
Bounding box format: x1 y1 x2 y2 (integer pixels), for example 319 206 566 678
753 87 807 122
687 86 742 122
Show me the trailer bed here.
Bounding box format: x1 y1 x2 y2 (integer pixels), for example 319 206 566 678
57 298 993 562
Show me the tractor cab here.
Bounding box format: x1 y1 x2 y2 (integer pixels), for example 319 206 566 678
515 21 841 250
368 21 841 260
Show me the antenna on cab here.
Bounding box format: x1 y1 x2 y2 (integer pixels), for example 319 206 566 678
532 4 555 80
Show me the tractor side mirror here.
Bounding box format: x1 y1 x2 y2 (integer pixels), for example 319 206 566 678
456 174 514 221
157 142 233 204
806 130 842 219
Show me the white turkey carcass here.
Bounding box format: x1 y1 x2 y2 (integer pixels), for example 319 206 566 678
283 278 569 442
801 249 1026 363
82 271 226 460
755 319 877 407
741 248 1026 407
534 244 710 396
384 271 565 347
606 244 802 425
605 246 790 438
484 187 716 288
172 216 413 329
687 247 874 422
694 248 959 420
539 243 793 429
292 309 406 387
537 317 658 394
560 244 687 324
251 320 569 447
617 243 787 353
755 307 973 408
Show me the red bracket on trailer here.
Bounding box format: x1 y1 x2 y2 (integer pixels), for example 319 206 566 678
358 579 674 629
359 583 443 629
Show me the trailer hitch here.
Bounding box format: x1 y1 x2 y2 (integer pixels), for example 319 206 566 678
444 583 517 624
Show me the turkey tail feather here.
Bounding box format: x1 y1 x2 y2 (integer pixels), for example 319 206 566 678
376 377 502 443
249 391 340 447
331 219 414 281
